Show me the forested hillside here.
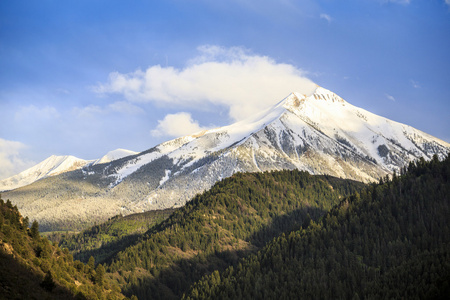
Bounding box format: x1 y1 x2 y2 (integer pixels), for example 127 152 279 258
49 209 175 265
104 171 364 299
0 196 126 299
185 155 450 299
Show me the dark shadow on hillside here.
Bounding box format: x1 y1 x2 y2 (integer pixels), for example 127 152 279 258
121 206 327 300
59 208 176 264
73 233 142 264
0 251 88 300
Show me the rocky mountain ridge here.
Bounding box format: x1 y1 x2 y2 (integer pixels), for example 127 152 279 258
3 86 449 231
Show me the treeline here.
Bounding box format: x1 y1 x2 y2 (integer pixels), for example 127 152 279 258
104 170 364 299
185 155 450 299
0 196 127 299
48 209 175 264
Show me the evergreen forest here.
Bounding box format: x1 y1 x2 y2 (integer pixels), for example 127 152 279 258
48 208 175 265
0 196 126 299
104 171 363 299
1 155 448 299
185 155 450 299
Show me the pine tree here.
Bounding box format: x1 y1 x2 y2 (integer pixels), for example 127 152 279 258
88 256 95 270
30 220 39 239
95 264 105 286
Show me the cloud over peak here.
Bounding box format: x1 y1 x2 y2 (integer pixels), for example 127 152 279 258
96 45 317 122
0 138 35 180
151 112 209 138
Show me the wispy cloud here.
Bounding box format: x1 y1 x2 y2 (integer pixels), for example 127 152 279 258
0 138 35 180
14 105 60 122
320 13 332 23
151 112 210 138
72 101 144 119
72 105 104 119
446 0 450 7
385 93 396 101
410 79 421 89
95 45 317 122
383 0 411 5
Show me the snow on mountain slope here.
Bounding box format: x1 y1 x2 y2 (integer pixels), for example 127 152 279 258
88 86 449 213
0 155 90 192
109 87 449 188
92 148 138 165
4 86 449 231
0 148 138 192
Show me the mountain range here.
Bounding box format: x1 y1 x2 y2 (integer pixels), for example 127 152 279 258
2 86 449 231
0 149 138 192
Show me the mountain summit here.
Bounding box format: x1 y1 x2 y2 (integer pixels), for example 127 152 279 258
3 86 449 230
0 149 138 192
0 155 89 191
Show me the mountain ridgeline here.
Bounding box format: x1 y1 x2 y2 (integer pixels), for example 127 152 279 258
185 155 450 299
3 87 449 232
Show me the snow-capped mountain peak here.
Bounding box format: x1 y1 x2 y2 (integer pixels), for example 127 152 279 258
92 148 138 165
309 86 346 103
0 155 90 192
0 148 138 192
3 86 449 231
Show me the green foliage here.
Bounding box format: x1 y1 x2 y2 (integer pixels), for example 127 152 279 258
95 264 105 286
105 170 364 299
30 220 39 239
0 195 126 299
185 155 450 299
50 209 175 264
88 256 95 269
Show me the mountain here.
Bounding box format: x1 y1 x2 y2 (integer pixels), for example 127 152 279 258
185 155 450 299
91 149 138 166
3 86 449 231
0 149 137 192
0 155 90 192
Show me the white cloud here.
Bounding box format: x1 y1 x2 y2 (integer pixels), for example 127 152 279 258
0 138 35 180
385 93 396 101
14 105 60 122
320 13 332 23
96 45 317 121
151 112 210 137
446 0 450 7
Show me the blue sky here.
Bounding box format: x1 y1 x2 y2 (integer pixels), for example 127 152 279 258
1 0 449 179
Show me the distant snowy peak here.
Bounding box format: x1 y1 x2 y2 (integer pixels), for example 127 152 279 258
0 148 139 192
46 155 90 176
93 148 138 165
0 155 90 192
